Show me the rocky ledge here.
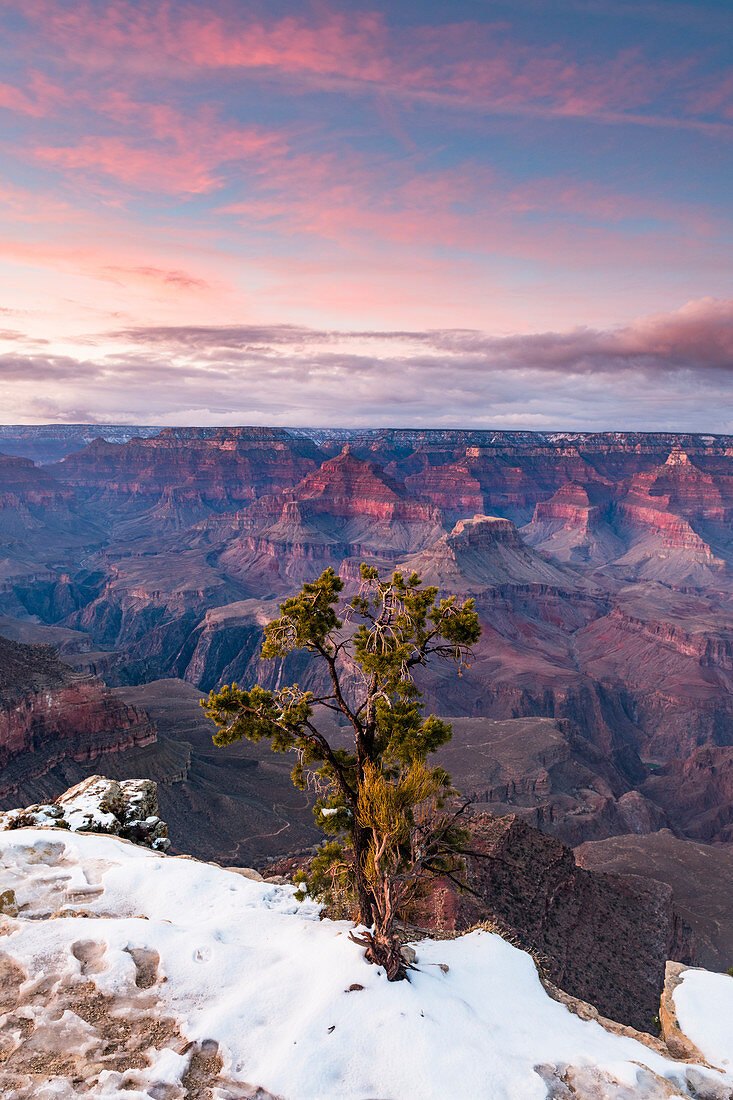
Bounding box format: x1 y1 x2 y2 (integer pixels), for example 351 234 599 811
0 819 731 1098
0 775 170 852
0 779 731 1099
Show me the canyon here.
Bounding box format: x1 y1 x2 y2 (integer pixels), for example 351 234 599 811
0 635 156 804
0 425 731 972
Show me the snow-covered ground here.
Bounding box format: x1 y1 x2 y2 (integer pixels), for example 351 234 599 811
0 828 731 1099
674 968 733 1072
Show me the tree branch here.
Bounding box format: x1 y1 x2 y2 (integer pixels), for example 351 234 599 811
302 718 358 803
312 640 364 740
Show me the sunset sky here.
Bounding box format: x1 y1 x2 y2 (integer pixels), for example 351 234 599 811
0 0 731 428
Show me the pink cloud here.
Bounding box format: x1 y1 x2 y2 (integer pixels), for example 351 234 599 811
106 296 733 374
0 82 46 117
0 72 67 118
8 1 730 132
217 146 720 269
616 297 733 362
34 138 223 194
31 98 286 194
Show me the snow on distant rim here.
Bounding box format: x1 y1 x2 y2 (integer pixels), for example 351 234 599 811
0 828 728 1100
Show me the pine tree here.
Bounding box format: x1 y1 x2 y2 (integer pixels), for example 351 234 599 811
202 564 481 980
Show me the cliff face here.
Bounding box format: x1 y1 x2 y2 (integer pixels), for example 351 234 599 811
51 427 322 529
0 452 76 509
374 433 731 520
214 447 446 591
0 636 156 800
438 715 665 846
410 812 695 1032
0 452 82 553
523 447 733 586
240 446 445 530
640 745 733 842
573 589 733 759
575 830 733 972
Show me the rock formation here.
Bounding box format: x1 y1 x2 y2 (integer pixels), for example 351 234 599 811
214 447 446 591
575 830 733 972
0 636 156 802
400 513 577 591
410 812 694 1032
52 426 322 531
0 774 169 850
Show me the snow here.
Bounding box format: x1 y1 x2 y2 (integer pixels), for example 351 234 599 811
674 968 733 1070
1 776 170 852
0 828 730 1099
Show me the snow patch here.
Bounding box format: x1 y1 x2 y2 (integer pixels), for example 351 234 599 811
674 968 733 1070
0 829 730 1099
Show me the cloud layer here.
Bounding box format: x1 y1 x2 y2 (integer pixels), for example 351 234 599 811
2 299 731 431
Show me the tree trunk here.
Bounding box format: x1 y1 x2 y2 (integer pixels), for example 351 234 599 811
363 927 407 982
351 823 377 926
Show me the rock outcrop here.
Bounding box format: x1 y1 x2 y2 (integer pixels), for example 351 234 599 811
401 513 581 591
214 447 446 591
0 775 169 850
524 482 624 565
410 812 695 1032
659 962 712 1064
575 830 733 972
663 962 733 1076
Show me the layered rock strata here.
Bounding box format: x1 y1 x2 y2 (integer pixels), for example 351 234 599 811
0 636 156 800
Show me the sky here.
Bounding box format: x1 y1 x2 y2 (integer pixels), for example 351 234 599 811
0 0 731 430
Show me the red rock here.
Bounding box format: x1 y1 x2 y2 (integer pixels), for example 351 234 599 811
0 452 75 510
4 427 732 876
0 636 156 801
403 458 484 519
215 448 446 590
52 427 322 527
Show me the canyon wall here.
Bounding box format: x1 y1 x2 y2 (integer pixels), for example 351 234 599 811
0 636 156 802
1 426 732 855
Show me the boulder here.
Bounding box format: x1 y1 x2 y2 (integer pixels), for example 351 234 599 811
0 775 170 851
